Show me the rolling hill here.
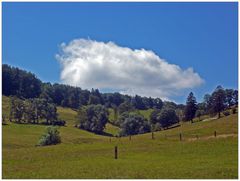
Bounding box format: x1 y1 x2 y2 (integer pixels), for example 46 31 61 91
2 95 238 178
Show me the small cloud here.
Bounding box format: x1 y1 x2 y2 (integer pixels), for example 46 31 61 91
56 38 204 100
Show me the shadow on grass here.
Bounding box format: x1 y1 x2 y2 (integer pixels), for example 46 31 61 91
8 121 66 127
162 124 180 130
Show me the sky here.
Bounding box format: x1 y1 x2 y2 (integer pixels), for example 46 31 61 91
2 2 238 103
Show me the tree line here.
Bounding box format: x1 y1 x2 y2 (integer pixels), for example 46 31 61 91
75 85 238 136
3 64 164 110
9 96 65 126
3 64 238 136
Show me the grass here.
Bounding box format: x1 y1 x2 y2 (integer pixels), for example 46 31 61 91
104 123 120 136
2 96 238 178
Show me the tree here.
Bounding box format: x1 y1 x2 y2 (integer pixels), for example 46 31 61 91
10 96 25 123
131 95 146 110
202 93 215 115
118 101 134 115
3 64 41 98
156 108 179 128
112 93 124 107
211 86 226 118
88 95 102 105
233 90 238 106
150 109 161 125
75 107 88 127
76 105 109 134
225 89 234 108
175 108 184 122
45 103 58 124
195 110 203 121
162 101 177 110
153 98 163 109
119 112 150 136
24 99 37 124
184 92 197 123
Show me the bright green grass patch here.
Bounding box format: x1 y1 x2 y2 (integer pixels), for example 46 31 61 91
108 108 115 122
2 96 238 178
57 106 77 126
136 109 153 120
3 113 238 178
104 123 120 136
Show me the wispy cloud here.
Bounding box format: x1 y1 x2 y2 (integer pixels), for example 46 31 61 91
56 39 204 100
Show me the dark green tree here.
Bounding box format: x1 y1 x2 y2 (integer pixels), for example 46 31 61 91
184 92 198 123
233 90 238 106
118 101 134 115
155 108 179 128
153 98 163 109
225 89 234 108
150 109 161 125
24 99 37 124
211 86 226 118
10 96 25 123
119 112 150 136
76 104 109 134
195 110 203 121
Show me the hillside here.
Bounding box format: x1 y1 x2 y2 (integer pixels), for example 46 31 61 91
2 96 238 178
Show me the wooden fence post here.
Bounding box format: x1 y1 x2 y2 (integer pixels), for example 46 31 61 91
152 132 154 140
109 137 111 142
114 146 118 159
214 131 217 137
129 135 131 141
179 133 182 141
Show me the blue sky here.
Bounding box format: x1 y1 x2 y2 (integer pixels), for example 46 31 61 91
2 2 238 103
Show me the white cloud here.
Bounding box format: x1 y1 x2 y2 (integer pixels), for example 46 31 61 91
56 38 204 100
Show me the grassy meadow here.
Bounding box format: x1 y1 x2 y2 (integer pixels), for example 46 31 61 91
2 96 238 179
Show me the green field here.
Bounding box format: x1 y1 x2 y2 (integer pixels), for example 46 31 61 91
2 96 238 178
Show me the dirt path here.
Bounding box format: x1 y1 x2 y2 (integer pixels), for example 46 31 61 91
202 117 218 122
187 133 237 142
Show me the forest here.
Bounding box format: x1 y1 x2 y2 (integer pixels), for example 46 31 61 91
2 64 238 137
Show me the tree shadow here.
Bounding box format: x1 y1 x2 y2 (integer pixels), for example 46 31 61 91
98 131 113 137
162 124 180 130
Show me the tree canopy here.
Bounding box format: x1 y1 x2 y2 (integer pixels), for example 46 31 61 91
184 92 198 123
75 104 109 134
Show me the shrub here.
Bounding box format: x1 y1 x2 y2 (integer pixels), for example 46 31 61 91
119 112 150 136
37 126 61 146
223 110 230 117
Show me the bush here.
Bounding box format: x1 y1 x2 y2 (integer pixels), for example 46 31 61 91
223 110 230 117
37 126 61 146
119 112 150 136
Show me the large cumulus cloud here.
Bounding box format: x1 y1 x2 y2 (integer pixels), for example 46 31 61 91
56 39 204 100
